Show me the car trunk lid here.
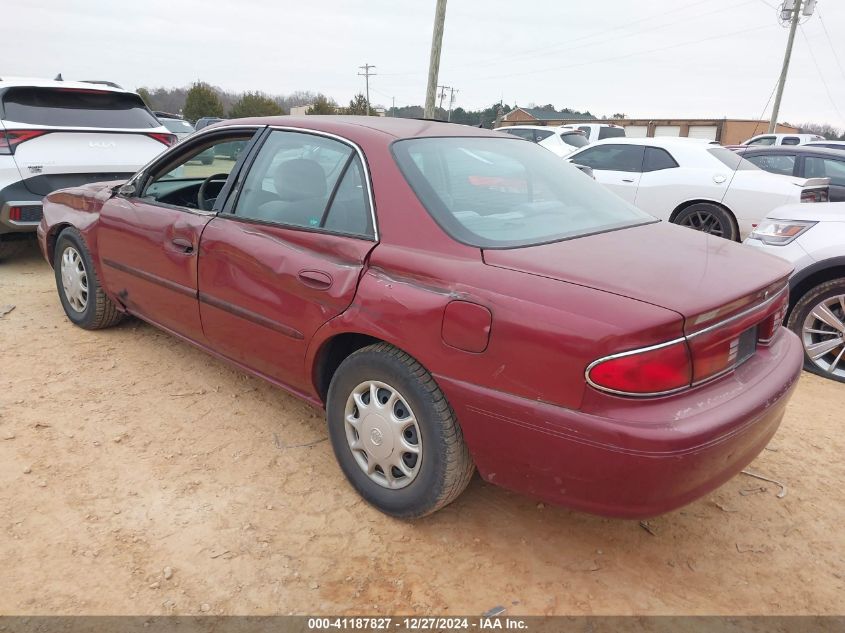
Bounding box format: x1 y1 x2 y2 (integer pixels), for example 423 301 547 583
482 221 792 330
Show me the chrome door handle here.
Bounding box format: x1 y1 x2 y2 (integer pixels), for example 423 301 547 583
622 178 635 183
171 237 194 253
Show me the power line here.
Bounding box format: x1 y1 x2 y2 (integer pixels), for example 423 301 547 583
476 22 777 82
817 10 845 83
379 0 729 78
799 26 845 126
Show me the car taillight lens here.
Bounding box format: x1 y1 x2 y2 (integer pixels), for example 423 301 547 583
0 129 49 155
147 132 177 146
587 340 692 396
801 187 829 203
758 292 789 344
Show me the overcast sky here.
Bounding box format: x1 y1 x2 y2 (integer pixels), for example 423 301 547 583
3 0 845 128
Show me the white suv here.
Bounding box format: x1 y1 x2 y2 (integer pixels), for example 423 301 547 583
745 202 845 383
742 133 825 147
0 77 175 259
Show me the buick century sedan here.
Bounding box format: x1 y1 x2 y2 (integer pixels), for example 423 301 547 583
38 117 803 518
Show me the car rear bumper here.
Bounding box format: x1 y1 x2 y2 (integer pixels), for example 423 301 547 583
436 328 803 518
0 180 44 234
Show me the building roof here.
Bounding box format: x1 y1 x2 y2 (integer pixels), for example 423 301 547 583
510 107 595 121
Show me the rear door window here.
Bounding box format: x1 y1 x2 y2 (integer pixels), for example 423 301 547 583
598 127 626 140
781 137 801 146
570 145 644 172
533 130 554 142
642 147 679 172
805 156 845 186
502 129 534 141
232 130 374 237
2 87 160 128
745 153 796 176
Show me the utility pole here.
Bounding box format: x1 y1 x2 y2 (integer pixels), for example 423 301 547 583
424 0 448 119
437 85 450 111
447 87 458 122
358 64 376 116
769 0 808 133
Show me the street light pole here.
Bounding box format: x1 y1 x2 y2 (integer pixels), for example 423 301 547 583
424 0 448 119
768 0 803 133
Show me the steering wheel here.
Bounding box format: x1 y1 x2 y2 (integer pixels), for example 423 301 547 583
197 173 230 211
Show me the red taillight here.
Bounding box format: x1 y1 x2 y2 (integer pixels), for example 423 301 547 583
147 132 176 146
758 292 789 344
801 188 829 203
0 129 49 155
9 206 21 221
587 340 692 396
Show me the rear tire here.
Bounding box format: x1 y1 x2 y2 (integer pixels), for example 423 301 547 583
786 278 845 383
326 343 475 518
674 203 738 241
54 228 124 330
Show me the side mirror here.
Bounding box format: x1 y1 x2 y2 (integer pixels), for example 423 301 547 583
116 182 136 197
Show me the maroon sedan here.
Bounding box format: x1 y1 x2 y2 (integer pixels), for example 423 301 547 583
38 117 803 519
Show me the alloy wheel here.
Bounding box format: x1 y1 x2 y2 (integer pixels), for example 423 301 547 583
679 210 725 237
60 246 88 313
801 294 845 379
344 380 422 489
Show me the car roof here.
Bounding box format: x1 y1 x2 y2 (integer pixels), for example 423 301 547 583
587 136 715 148
806 140 845 146
737 145 845 158
0 76 131 93
212 116 505 140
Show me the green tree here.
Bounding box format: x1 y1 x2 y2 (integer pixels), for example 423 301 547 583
305 95 337 115
228 91 284 118
183 82 224 123
342 93 372 116
136 87 153 109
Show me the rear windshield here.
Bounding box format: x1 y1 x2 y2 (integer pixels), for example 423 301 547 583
392 137 655 249
161 118 195 134
2 87 160 129
598 127 626 140
561 132 589 148
708 147 759 171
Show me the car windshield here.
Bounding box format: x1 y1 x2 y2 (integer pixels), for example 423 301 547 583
392 136 656 249
161 118 194 134
709 147 759 171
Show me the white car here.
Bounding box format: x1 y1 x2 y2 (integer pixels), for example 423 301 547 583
0 76 175 259
745 202 845 383
742 133 825 147
567 137 829 241
497 125 588 157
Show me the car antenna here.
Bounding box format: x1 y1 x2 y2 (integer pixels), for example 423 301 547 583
54 73 63 81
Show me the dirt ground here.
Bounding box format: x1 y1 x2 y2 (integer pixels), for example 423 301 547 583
1 242 843 616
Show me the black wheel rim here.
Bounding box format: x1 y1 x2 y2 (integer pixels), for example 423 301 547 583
679 210 724 237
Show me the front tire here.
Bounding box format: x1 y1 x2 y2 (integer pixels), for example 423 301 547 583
326 343 475 518
674 203 738 241
54 228 124 330
786 278 845 383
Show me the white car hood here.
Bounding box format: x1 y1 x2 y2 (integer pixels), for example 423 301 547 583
765 202 845 222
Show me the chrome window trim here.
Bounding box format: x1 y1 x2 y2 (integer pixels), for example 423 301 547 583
266 125 379 242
